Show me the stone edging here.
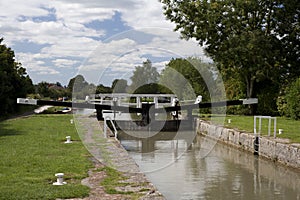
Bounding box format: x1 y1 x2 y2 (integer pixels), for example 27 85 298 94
196 119 300 169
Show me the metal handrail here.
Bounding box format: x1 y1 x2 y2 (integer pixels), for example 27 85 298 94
104 116 118 139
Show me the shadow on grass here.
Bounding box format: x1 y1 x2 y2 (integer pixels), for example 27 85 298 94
0 123 24 137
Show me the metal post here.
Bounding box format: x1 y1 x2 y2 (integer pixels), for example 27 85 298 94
274 117 277 138
254 116 257 136
268 117 271 137
259 117 262 137
137 97 141 108
154 97 158 108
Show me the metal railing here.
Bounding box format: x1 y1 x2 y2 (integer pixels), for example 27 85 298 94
104 116 118 139
254 116 277 138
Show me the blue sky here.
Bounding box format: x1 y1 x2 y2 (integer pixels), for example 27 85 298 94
0 0 210 86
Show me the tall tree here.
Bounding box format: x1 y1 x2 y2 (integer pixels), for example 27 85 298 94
36 81 50 98
0 38 34 116
160 57 218 101
161 0 300 98
67 74 88 92
67 75 95 99
96 84 112 93
111 79 128 93
129 59 160 93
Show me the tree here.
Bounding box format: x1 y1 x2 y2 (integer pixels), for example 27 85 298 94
161 0 300 98
36 81 50 98
67 74 88 92
285 77 300 120
111 79 128 93
129 59 160 94
96 84 112 93
160 57 217 101
273 0 300 85
0 38 34 116
67 75 97 99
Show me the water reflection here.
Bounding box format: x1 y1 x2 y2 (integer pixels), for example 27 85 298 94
119 131 197 173
119 132 300 200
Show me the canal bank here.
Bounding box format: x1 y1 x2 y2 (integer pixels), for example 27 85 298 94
74 113 165 200
196 119 300 169
119 127 300 199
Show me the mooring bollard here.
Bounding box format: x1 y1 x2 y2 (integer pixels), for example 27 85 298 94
64 136 72 143
53 173 67 185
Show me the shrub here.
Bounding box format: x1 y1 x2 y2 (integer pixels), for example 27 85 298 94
276 95 288 117
286 77 300 120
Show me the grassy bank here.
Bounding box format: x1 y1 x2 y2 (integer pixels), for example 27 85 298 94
0 114 93 200
200 115 300 143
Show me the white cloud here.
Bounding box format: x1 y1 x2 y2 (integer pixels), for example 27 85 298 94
53 58 79 68
16 52 60 75
0 0 48 18
0 0 209 85
120 0 174 29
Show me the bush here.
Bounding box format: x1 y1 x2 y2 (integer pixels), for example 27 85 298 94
286 77 300 120
276 95 288 117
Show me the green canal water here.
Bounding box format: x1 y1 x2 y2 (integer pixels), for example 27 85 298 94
119 132 300 200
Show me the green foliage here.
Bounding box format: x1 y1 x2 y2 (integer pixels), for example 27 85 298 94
0 115 92 199
111 79 128 93
96 84 112 94
36 81 71 100
223 69 248 115
286 78 300 120
68 75 97 99
161 0 300 100
129 59 160 94
160 57 218 101
276 96 287 117
0 38 34 117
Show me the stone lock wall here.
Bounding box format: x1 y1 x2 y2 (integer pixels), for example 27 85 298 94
196 119 300 169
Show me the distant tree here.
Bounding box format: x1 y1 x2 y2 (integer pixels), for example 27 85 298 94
67 75 93 99
160 57 218 101
129 59 160 94
36 81 50 98
0 38 34 116
56 82 62 87
111 79 128 93
67 75 88 92
96 84 111 94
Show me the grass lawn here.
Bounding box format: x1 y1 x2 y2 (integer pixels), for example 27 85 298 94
0 114 93 200
200 115 300 143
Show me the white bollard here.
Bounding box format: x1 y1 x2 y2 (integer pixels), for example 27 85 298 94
53 173 67 185
228 119 231 124
70 119 74 124
278 129 283 135
64 136 72 143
